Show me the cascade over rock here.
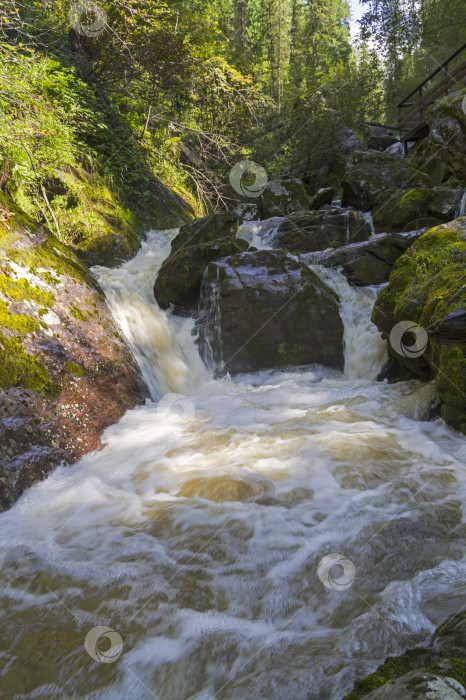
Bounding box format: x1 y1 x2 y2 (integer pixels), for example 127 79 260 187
342 150 430 211
170 211 240 252
257 178 310 218
373 187 465 233
273 207 371 252
197 249 344 374
426 89 466 180
319 230 423 285
154 237 248 315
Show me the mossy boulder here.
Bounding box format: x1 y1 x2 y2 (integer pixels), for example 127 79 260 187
197 249 344 374
372 217 466 432
154 237 248 315
170 212 240 253
373 187 464 233
427 89 466 180
320 230 423 285
258 178 310 218
0 192 148 510
343 610 466 699
274 207 371 253
342 151 430 212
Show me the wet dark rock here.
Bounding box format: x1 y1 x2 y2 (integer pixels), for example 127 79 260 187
258 178 310 218
319 230 423 285
170 211 240 253
342 151 430 212
197 249 344 374
308 187 335 210
154 237 249 315
273 208 371 253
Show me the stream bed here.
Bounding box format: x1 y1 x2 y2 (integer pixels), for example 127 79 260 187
0 224 465 699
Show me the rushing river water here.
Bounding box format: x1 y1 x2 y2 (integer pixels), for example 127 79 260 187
0 222 465 700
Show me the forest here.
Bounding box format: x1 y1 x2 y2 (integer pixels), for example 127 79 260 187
0 0 465 699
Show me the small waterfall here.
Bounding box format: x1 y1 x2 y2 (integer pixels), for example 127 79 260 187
309 265 387 379
197 265 224 375
93 229 210 399
363 211 376 237
457 190 466 217
237 216 284 249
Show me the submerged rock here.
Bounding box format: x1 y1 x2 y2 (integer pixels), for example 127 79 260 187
170 211 240 253
343 610 466 699
273 207 371 253
372 217 466 433
320 230 423 285
342 151 430 211
154 237 248 315
373 187 464 233
197 249 344 374
427 89 466 180
258 178 310 218
0 192 148 510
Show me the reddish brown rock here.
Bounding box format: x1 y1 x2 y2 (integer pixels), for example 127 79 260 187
0 193 148 509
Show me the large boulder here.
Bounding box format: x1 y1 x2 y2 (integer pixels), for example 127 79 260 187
427 89 466 180
373 187 464 233
342 151 430 211
258 178 310 218
372 217 466 433
154 237 248 315
170 211 240 253
273 207 371 253
0 192 148 510
365 125 399 152
319 230 423 285
197 249 344 374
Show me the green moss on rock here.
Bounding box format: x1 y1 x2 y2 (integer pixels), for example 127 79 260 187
372 217 466 431
0 333 61 397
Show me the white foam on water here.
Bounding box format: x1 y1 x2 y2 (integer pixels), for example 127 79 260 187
0 221 465 700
